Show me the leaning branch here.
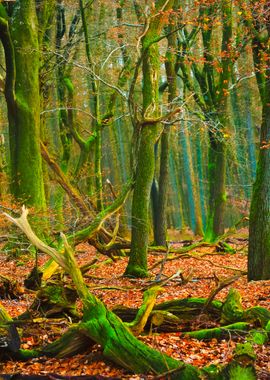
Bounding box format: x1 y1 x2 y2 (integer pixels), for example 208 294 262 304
69 179 133 245
40 142 94 217
3 206 69 272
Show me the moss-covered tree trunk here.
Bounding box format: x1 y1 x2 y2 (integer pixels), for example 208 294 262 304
125 0 175 277
1 1 46 210
204 130 226 241
248 104 270 280
248 19 270 280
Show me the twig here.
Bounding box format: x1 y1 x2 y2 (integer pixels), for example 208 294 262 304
144 269 183 290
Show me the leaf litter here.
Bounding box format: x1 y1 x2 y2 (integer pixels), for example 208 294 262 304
0 237 269 379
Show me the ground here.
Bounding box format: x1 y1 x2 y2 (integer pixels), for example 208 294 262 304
0 230 269 379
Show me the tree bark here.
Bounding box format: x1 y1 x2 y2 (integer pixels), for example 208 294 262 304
125 0 175 277
248 14 270 280
0 2 46 210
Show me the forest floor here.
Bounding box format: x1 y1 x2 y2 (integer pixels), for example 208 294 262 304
0 229 269 379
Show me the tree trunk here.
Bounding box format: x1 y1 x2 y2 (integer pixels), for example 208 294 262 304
248 23 270 280
204 131 226 242
248 104 270 280
125 0 176 277
181 118 204 235
152 17 177 246
0 2 46 210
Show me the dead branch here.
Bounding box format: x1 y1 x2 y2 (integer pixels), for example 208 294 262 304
40 142 94 217
149 245 247 274
3 206 69 272
203 274 241 312
144 269 184 290
69 178 133 246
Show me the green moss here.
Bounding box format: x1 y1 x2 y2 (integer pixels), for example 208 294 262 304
234 343 256 360
247 329 268 345
244 306 270 327
204 214 217 243
185 322 250 340
124 264 149 278
221 362 256 380
221 192 227 202
8 1 46 211
0 4 8 19
201 364 222 379
63 76 74 95
16 349 40 360
221 241 236 254
221 288 244 324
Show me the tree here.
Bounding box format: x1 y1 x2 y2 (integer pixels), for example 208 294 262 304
125 0 176 278
175 0 234 242
0 1 46 211
247 0 270 280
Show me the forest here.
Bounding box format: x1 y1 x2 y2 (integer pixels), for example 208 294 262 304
0 0 269 379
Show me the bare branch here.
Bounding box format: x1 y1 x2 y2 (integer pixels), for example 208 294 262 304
49 50 128 100
40 107 97 120
3 206 69 272
228 73 256 91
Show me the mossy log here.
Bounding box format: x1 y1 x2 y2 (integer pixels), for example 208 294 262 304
113 298 223 332
221 288 244 324
113 290 270 336
42 326 94 358
221 289 270 327
150 310 181 331
126 286 162 335
185 322 250 340
183 290 269 343
244 306 270 328
19 281 79 320
154 297 223 320
78 298 200 377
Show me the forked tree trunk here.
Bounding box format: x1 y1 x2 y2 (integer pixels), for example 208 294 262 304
125 0 176 277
